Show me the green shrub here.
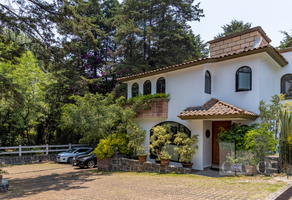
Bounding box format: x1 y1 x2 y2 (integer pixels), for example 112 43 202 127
217 123 258 151
94 133 133 159
128 93 170 102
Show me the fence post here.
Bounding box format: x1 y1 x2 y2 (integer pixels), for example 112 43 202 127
46 144 49 155
69 143 71 149
19 145 21 156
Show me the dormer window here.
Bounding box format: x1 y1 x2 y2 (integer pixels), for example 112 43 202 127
143 80 151 95
205 71 211 94
281 74 292 97
236 66 252 92
132 83 139 97
157 77 165 93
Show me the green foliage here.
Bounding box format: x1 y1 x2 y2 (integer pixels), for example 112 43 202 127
214 20 252 39
149 124 173 157
60 92 136 143
128 93 170 102
217 123 258 151
278 31 292 49
137 145 148 156
94 133 133 159
244 123 277 153
174 132 199 163
127 123 146 156
0 168 7 175
113 0 206 75
259 94 285 139
160 148 172 160
279 109 292 142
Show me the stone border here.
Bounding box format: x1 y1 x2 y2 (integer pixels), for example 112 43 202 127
0 154 57 165
109 158 192 174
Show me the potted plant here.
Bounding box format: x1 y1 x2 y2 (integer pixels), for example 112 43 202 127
243 151 255 175
126 123 146 160
0 168 7 183
174 132 199 168
137 145 148 162
149 124 173 163
160 148 172 166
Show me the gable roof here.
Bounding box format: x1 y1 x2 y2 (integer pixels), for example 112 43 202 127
117 45 288 83
178 98 259 120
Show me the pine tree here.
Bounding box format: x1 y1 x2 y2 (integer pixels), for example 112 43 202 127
214 20 252 39
113 0 206 75
278 31 292 49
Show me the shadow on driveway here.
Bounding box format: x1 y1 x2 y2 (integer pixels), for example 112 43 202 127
0 167 111 199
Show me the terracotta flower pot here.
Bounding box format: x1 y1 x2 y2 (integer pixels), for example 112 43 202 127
245 165 255 175
138 155 147 162
160 158 170 166
181 163 193 169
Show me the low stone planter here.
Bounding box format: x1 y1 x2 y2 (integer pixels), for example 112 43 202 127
123 98 170 118
110 158 192 174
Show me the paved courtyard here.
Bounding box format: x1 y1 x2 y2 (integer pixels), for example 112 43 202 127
0 162 290 200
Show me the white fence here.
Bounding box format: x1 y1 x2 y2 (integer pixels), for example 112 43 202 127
0 143 89 156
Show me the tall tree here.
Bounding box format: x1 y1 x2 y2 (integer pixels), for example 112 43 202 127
278 30 292 49
214 20 252 39
113 0 206 75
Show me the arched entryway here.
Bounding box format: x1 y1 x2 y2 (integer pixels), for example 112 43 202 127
150 121 191 162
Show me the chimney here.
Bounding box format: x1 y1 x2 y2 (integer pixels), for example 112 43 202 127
208 26 272 58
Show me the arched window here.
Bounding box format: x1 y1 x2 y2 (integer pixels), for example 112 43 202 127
143 80 151 95
205 71 211 94
281 74 292 97
157 77 165 93
132 83 139 97
150 121 191 162
236 66 252 92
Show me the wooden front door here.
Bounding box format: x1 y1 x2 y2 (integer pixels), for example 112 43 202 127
212 121 231 165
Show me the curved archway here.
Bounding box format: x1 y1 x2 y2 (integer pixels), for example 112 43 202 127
205 71 211 94
143 80 151 95
150 121 191 162
157 77 166 94
132 83 139 97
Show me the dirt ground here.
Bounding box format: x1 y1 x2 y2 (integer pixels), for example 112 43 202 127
0 162 290 200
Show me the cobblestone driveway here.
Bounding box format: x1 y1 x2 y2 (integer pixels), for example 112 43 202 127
0 163 289 200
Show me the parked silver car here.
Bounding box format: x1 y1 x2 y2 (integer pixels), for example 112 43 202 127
56 147 93 164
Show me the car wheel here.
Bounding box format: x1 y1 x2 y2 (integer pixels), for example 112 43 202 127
67 157 73 164
87 160 95 168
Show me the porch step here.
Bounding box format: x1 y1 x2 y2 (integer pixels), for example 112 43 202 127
210 164 220 171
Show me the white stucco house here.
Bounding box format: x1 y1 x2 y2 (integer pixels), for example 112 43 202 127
117 27 292 170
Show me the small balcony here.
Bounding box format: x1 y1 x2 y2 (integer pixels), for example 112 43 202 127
123 98 169 118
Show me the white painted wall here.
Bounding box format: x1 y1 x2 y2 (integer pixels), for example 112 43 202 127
124 50 292 170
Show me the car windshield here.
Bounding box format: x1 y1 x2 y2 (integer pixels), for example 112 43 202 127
84 149 93 154
66 148 77 153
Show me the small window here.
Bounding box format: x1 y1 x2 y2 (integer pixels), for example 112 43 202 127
157 77 165 93
236 66 252 92
281 74 292 97
132 83 139 97
205 71 211 94
143 80 151 95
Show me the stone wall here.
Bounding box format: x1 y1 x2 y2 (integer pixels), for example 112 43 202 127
0 154 57 165
110 158 192 174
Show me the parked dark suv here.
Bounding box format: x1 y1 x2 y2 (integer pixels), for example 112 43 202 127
72 151 97 168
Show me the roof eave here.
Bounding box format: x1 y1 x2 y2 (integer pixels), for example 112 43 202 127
178 114 259 121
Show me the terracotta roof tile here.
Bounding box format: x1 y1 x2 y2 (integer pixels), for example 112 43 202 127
117 45 288 82
178 98 258 119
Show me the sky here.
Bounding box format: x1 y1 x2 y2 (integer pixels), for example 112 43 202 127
189 0 292 47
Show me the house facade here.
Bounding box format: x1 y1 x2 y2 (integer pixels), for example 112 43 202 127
117 27 292 170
